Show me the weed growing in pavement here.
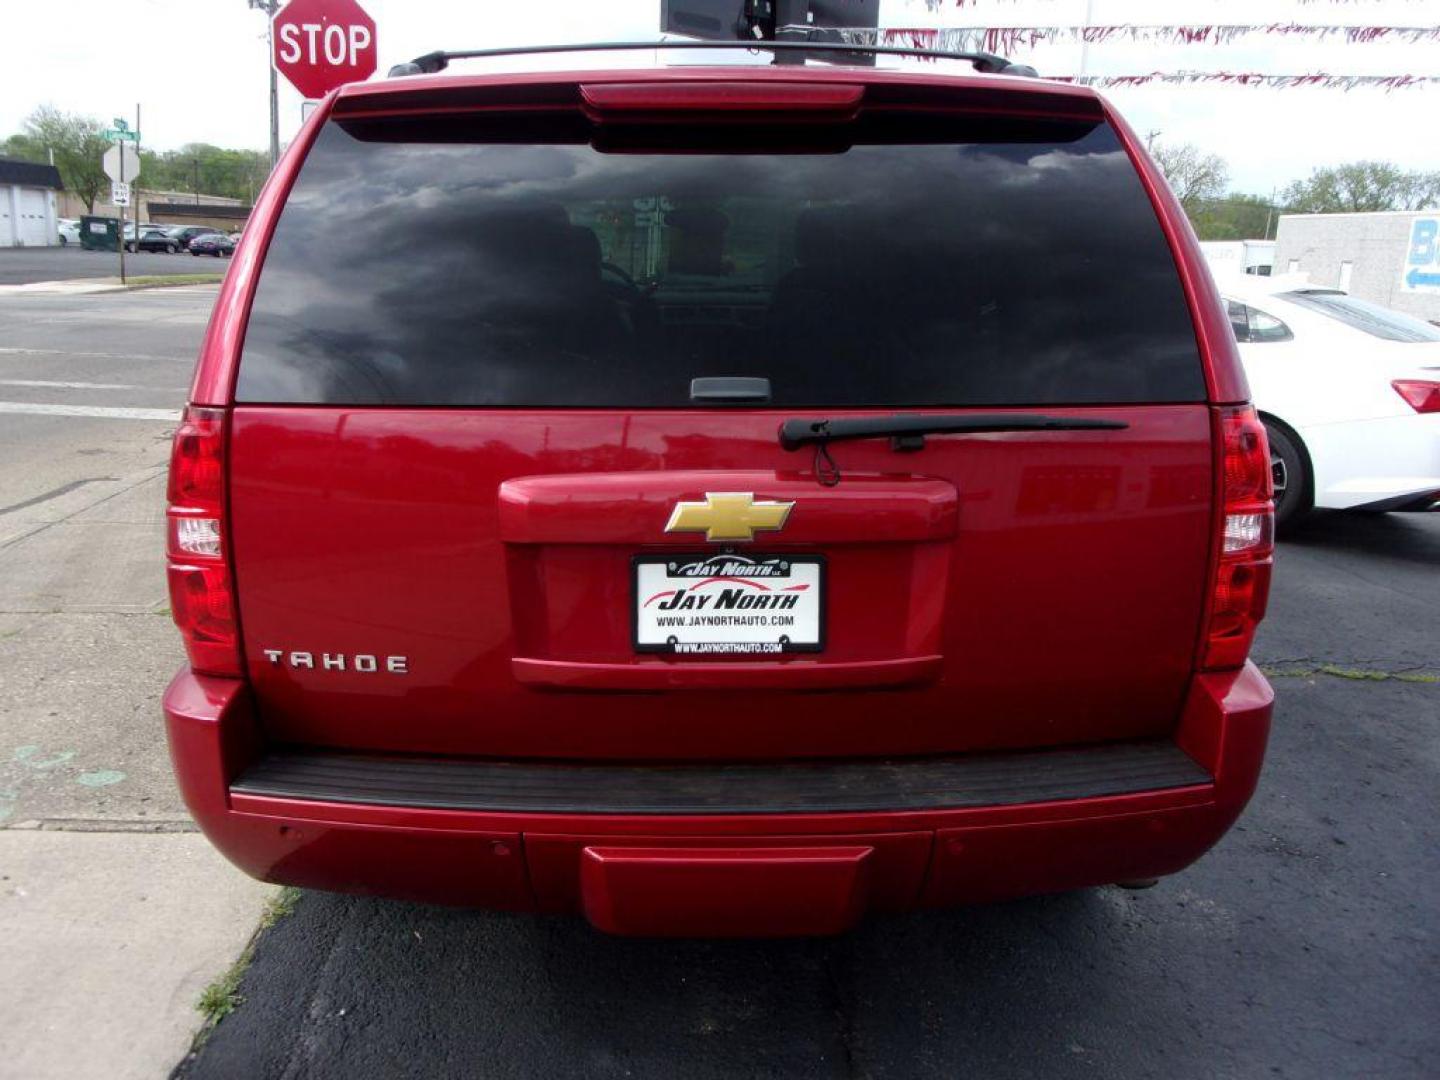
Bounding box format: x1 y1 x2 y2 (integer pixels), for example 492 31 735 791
1261 663 1438 684
193 888 304 1037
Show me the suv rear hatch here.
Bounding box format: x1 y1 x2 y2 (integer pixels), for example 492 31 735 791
218 70 1217 761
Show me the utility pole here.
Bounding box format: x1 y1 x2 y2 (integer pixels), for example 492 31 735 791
193 158 201 204
1077 0 1096 77
134 103 142 228
248 0 281 169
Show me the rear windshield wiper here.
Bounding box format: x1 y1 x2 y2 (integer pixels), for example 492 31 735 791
778 414 1129 452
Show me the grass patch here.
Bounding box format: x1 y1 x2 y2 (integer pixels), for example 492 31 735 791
193 887 302 1038
123 274 223 288
196 958 246 1027
260 886 301 928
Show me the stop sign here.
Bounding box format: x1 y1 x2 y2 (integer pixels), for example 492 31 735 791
272 0 377 100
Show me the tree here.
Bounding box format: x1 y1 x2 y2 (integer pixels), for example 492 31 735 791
1188 193 1276 242
1281 162 1440 213
1151 142 1229 213
139 144 269 203
17 106 110 212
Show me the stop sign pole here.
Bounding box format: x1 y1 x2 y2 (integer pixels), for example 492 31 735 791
271 0 378 104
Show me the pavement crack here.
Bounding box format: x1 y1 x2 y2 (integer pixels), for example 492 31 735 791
0 464 166 552
0 477 121 516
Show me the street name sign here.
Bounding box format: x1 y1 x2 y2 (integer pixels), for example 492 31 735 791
272 0 377 100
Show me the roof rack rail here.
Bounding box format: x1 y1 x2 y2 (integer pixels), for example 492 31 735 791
386 40 1039 79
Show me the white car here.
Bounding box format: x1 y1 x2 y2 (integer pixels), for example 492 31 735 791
57 218 80 246
1219 276 1440 527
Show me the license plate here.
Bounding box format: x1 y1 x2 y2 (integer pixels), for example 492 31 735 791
634 553 824 655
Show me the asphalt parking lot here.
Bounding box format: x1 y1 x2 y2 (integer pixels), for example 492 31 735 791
0 284 1436 1079
0 244 229 285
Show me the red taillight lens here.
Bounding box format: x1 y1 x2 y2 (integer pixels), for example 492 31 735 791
1392 380 1440 414
1204 406 1274 670
166 406 242 676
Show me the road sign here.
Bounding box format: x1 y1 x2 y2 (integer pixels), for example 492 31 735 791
272 0 377 100
104 128 138 142
1400 216 1440 293
111 182 131 207
102 143 141 182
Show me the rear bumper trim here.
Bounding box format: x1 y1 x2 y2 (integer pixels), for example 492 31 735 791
229 740 1209 816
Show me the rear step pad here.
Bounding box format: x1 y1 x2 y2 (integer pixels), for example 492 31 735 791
230 741 1209 815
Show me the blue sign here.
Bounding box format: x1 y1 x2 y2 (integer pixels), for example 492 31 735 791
1402 216 1440 291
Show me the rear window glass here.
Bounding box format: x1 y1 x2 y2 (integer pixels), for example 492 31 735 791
236 115 1204 406
1280 290 1440 343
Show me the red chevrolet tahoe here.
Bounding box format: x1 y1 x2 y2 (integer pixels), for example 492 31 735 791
162 51 1274 937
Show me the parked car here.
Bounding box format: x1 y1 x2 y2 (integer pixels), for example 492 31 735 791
162 45 1275 937
57 218 80 246
137 227 183 254
167 226 223 251
119 223 168 252
189 233 236 257
1221 276 1440 526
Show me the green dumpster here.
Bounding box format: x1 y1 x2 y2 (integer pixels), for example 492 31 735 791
79 215 120 252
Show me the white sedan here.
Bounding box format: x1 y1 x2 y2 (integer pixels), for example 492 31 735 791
1219 277 1440 527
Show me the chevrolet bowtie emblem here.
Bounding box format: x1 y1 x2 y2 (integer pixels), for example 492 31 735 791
665 492 794 543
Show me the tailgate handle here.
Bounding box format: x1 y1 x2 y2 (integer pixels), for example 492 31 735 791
690 376 771 403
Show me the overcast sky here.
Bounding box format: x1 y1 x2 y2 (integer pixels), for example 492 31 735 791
2 0 1436 194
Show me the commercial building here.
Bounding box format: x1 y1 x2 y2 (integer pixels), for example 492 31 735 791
0 157 63 247
1274 210 1440 322
1199 240 1276 277
58 188 250 234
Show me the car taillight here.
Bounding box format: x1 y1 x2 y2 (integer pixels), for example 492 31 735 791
1392 380 1440 414
1204 406 1274 670
166 406 242 676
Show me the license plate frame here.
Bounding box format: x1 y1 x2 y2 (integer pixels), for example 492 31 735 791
633 553 826 656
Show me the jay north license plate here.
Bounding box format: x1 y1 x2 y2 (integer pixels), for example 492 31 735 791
633 554 824 655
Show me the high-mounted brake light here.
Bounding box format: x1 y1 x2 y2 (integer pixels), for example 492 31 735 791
166 406 242 677
1392 380 1440 414
1204 406 1274 670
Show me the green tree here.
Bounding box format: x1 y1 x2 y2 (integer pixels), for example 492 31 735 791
18 106 110 212
1 132 47 163
139 144 268 203
1189 194 1276 242
1151 142 1229 214
1281 162 1440 213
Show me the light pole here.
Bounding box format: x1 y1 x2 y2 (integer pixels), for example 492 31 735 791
248 0 281 170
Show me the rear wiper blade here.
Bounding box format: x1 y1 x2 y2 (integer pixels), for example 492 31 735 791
778 414 1128 451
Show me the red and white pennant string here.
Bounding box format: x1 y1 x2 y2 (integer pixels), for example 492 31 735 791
1057 72 1440 90
867 25 1440 53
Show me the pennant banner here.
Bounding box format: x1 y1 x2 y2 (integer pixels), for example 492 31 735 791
1057 72 1440 91
862 25 1440 54
935 0 1432 5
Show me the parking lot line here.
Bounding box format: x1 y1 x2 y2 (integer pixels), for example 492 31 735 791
0 402 180 422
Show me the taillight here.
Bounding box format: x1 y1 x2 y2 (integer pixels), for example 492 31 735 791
166 406 242 676
1392 380 1440 414
1204 406 1274 670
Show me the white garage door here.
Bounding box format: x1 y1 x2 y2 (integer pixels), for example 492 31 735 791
18 188 49 246
0 191 13 247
